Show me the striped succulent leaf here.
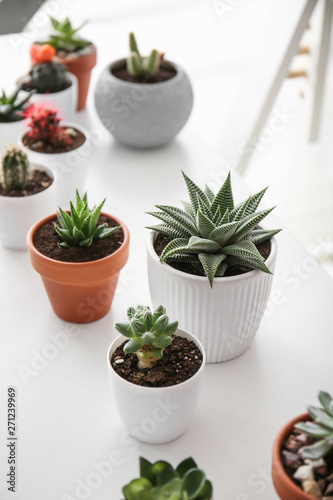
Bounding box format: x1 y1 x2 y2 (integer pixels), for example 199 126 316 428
147 171 281 287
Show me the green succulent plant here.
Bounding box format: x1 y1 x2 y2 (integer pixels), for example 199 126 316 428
115 304 178 369
37 17 91 52
127 32 162 78
295 391 333 459
0 85 35 123
147 171 281 287
1 146 29 191
122 457 213 500
54 190 119 249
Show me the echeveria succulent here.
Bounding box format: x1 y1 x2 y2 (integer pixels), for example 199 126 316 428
115 304 178 369
295 391 333 459
122 457 213 500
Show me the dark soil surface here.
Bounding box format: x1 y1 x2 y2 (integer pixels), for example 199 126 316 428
22 128 86 154
281 427 333 497
21 78 72 94
0 169 53 197
153 233 271 278
33 215 124 263
112 62 177 84
111 336 203 388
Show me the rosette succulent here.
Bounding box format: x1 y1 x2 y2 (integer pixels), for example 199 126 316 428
147 171 281 287
127 32 162 78
54 190 119 248
295 391 333 459
122 457 213 500
34 17 91 53
115 304 178 369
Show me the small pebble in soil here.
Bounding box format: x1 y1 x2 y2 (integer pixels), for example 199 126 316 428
114 359 124 365
302 479 321 498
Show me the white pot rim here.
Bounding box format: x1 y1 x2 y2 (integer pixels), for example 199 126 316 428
18 121 88 156
147 230 278 284
0 161 55 202
103 58 185 88
107 327 206 393
20 72 77 97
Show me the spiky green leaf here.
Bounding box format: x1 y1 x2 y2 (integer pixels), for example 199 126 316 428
198 253 227 287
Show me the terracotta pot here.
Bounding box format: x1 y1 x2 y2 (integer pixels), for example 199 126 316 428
272 413 314 500
27 212 130 323
55 45 97 111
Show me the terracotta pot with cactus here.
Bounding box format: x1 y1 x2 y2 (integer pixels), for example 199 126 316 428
27 190 129 323
30 17 96 110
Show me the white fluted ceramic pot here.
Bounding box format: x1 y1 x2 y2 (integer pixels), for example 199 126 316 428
147 231 278 363
0 119 27 153
107 328 205 444
18 122 90 207
0 163 56 250
95 59 193 148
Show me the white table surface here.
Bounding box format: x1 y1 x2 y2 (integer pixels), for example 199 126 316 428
1 4 333 498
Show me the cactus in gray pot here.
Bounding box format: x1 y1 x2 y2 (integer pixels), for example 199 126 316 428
127 32 162 78
2 146 29 191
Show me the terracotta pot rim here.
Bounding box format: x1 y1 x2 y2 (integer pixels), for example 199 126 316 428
272 412 314 500
27 211 130 268
105 58 185 88
107 327 206 393
147 231 278 284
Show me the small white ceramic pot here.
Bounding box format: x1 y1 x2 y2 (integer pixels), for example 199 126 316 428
0 119 26 153
95 59 193 148
107 328 205 444
0 163 56 250
20 72 78 121
147 231 278 363
18 122 90 207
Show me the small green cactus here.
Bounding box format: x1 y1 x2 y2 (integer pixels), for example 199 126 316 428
295 391 333 459
2 146 29 191
122 457 213 500
54 190 120 249
30 60 66 93
127 32 162 78
0 85 35 123
115 304 178 369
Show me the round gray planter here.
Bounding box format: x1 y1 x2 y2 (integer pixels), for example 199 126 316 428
94 59 193 148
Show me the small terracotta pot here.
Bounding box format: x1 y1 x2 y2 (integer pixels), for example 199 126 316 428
55 45 97 111
27 212 129 323
272 413 313 500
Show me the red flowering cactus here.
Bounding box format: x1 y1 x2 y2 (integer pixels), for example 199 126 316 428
22 103 73 146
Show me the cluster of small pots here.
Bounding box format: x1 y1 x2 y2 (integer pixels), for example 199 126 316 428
2 23 322 500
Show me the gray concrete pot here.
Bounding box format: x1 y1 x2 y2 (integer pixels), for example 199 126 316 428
94 59 193 148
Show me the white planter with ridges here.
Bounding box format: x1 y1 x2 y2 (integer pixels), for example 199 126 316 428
20 72 77 121
0 163 56 250
18 122 90 207
107 328 205 444
147 232 277 363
